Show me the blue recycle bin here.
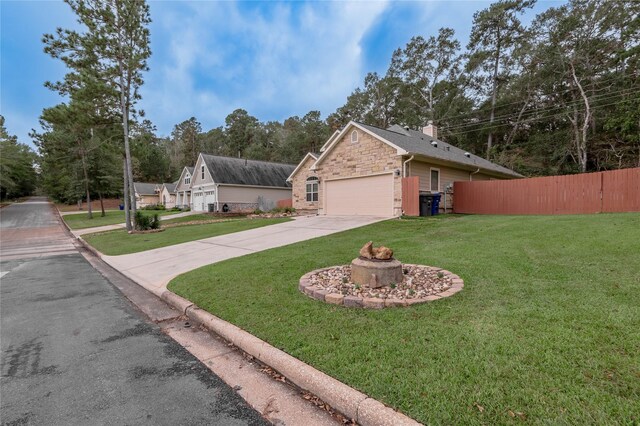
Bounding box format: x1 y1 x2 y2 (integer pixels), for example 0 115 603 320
431 193 441 215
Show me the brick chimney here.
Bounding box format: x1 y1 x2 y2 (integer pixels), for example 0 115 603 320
422 121 438 139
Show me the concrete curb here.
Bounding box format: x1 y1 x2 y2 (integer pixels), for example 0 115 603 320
163 289 421 426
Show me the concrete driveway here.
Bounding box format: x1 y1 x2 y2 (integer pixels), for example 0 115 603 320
101 215 389 296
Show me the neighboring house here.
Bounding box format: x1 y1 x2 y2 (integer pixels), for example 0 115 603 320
133 182 161 207
190 154 295 212
288 121 522 217
175 166 194 209
160 182 177 208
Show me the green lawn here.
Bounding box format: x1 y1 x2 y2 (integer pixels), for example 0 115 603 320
84 217 291 255
63 209 174 229
168 214 640 424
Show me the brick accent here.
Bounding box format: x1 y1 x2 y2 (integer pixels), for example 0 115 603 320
291 127 403 216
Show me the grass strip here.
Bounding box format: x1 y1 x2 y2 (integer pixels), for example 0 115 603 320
84 217 291 255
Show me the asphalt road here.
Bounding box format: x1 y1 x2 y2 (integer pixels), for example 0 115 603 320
0 198 267 425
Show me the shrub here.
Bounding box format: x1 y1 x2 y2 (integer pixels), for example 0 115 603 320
134 211 161 231
142 204 166 211
253 208 264 215
269 206 296 214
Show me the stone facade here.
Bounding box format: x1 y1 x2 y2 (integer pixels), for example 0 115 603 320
291 128 403 216
291 155 320 213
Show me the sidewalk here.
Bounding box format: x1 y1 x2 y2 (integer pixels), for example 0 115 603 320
100 215 388 297
71 210 198 236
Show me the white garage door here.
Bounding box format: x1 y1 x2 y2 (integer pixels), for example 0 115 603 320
192 192 204 211
325 174 393 216
204 190 216 212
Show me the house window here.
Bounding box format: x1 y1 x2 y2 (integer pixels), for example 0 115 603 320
430 168 440 192
201 165 205 180
184 176 190 185
351 130 358 143
306 177 319 202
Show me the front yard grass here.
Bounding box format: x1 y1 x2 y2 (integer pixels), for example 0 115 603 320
63 209 174 229
168 213 640 424
84 217 291 255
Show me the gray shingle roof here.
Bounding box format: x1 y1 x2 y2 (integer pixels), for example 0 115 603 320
201 155 295 188
186 167 194 174
134 182 161 195
163 182 177 193
358 122 522 178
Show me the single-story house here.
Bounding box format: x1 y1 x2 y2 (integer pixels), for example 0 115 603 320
189 154 295 212
175 166 194 209
288 121 522 216
160 182 177 208
133 182 162 207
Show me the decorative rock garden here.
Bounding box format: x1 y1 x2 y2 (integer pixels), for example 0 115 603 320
299 242 464 308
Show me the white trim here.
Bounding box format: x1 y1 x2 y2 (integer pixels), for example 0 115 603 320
429 167 440 192
286 152 319 182
311 121 408 170
323 170 394 182
176 166 194 192
319 130 340 152
305 176 319 202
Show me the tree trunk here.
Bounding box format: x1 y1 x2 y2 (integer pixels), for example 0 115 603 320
571 63 591 173
99 192 105 217
79 141 92 219
123 158 131 231
487 32 501 160
119 61 136 229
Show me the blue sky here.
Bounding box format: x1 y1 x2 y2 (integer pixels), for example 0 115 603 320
1 0 562 148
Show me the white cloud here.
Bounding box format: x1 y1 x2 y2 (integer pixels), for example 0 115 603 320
141 1 389 136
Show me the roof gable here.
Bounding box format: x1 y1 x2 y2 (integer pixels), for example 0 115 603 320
312 121 408 169
201 154 295 188
134 182 161 195
287 152 318 182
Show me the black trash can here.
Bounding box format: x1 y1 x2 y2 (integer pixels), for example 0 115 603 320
119 204 124 211
431 193 441 215
419 194 433 216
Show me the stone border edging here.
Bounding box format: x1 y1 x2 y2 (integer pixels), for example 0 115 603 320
299 265 464 308
159 290 421 426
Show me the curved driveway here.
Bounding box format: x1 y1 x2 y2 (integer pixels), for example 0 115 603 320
101 215 388 296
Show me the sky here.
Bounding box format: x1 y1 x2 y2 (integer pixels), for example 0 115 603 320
1 0 563 149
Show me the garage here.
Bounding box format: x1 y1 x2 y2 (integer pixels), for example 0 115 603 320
203 190 216 211
325 173 394 216
192 192 203 211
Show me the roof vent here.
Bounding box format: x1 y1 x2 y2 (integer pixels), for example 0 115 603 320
465 152 471 158
430 141 438 147
404 125 410 131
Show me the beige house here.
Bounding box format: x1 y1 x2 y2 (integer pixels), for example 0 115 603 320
288 121 521 216
133 182 161 207
175 166 194 209
160 182 177 208
189 154 295 212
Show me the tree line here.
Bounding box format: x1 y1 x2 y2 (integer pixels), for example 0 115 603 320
33 0 639 214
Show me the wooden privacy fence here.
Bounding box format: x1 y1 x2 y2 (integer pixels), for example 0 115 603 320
453 168 640 215
277 198 292 209
402 177 420 216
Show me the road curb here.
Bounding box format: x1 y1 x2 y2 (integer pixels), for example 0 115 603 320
164 289 421 426
75 236 103 259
